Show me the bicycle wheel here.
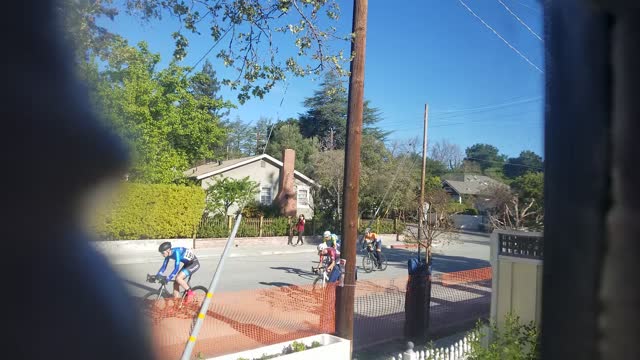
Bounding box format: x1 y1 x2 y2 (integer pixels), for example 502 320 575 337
312 273 326 293
362 254 374 273
378 253 388 271
142 291 170 318
182 285 208 311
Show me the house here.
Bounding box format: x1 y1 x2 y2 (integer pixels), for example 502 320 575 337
184 149 316 217
442 174 507 212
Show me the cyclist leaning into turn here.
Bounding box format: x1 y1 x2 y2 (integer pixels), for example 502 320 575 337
317 242 341 283
363 228 383 269
156 242 201 303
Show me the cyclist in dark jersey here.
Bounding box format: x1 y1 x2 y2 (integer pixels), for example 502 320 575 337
156 242 200 302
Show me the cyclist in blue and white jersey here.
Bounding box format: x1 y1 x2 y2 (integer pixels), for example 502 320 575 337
156 242 200 302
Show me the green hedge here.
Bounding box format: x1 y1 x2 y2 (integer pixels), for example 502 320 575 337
93 183 206 240
197 217 292 237
262 217 290 236
196 216 407 238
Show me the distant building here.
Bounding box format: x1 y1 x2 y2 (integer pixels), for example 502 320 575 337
442 173 508 212
184 149 316 218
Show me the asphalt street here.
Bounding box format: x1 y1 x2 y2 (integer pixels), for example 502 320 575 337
104 232 490 297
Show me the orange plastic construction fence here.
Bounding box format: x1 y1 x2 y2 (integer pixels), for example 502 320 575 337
139 267 492 359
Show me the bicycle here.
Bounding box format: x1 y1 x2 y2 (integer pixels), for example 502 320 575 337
361 243 387 273
311 265 329 292
141 274 208 317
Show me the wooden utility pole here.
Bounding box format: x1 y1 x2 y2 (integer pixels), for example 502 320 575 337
417 104 429 259
335 0 368 345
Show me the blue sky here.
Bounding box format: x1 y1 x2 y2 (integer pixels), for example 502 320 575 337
102 0 544 158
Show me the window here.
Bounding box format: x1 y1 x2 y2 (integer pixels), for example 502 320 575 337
297 188 308 206
260 186 272 205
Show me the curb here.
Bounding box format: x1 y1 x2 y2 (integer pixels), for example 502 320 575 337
388 244 417 249
258 248 317 256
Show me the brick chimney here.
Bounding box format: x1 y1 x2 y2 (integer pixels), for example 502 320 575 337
276 149 297 217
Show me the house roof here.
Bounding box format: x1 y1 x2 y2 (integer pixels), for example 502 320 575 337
184 154 316 185
442 174 505 196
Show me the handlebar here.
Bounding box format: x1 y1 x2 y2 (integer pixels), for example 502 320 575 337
360 244 373 251
147 274 169 285
311 266 326 274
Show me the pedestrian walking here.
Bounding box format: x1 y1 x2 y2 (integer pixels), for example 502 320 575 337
294 214 305 245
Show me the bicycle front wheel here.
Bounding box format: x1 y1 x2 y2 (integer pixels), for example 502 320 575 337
312 273 326 293
142 291 170 318
362 254 374 273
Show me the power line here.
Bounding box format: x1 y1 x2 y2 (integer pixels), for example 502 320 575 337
465 156 543 170
381 112 541 133
430 96 542 115
431 119 540 128
430 107 541 123
496 0 542 41
184 27 232 77
388 121 540 134
510 0 541 14
456 0 543 73
377 104 542 130
376 97 542 133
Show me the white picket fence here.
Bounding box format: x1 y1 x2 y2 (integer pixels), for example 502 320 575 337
389 332 477 360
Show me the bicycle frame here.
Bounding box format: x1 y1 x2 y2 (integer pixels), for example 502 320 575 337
311 265 329 288
146 274 192 301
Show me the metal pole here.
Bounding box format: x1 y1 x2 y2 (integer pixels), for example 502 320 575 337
418 104 428 260
335 0 368 346
180 214 243 360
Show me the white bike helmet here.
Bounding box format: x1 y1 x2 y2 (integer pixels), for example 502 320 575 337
323 230 331 238
317 243 328 252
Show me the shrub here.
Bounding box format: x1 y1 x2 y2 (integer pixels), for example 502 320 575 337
241 201 282 218
92 183 205 240
447 201 469 214
196 216 229 238
466 314 540 360
237 222 259 237
262 217 291 236
462 207 479 215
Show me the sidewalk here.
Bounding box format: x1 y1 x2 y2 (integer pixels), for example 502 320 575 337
97 243 319 265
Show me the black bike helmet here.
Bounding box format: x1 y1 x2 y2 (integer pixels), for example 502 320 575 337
158 242 171 253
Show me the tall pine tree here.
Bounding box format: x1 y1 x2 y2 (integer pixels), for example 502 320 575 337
299 72 387 149
190 60 234 119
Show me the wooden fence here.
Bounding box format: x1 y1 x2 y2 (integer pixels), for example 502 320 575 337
195 216 405 238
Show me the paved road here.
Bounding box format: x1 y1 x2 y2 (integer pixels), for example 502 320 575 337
104 233 490 297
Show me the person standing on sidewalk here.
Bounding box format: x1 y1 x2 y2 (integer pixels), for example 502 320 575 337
294 214 305 245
